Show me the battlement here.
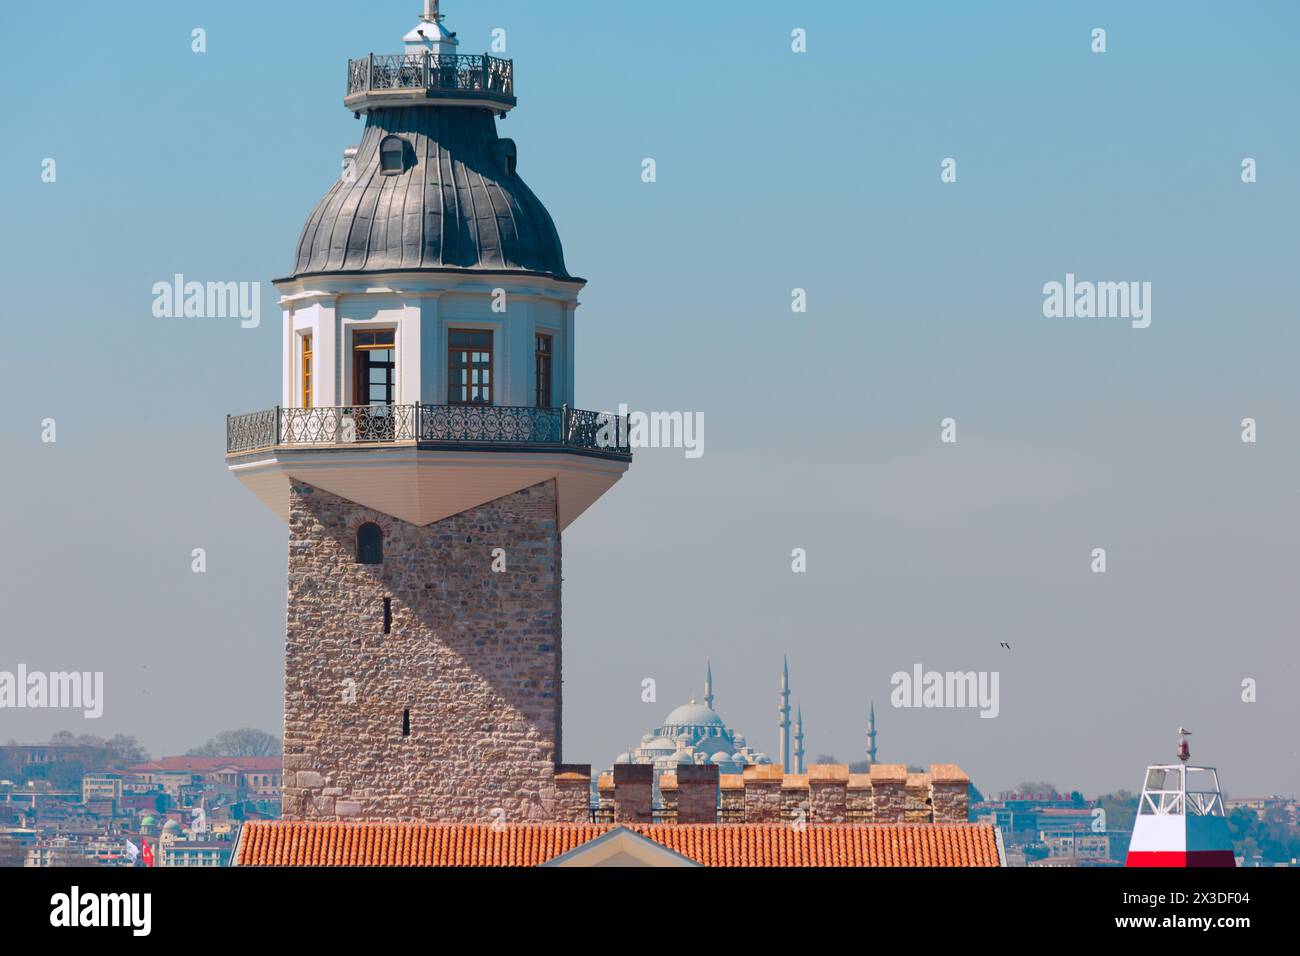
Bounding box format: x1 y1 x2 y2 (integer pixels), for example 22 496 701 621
571 762 970 825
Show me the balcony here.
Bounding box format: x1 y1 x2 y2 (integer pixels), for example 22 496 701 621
345 53 515 112
226 404 631 461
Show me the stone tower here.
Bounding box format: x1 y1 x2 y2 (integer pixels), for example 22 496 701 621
225 1 630 823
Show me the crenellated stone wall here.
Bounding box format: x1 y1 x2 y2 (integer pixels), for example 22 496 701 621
281 478 563 823
554 765 592 823
743 765 784 822
808 764 849 822
596 763 971 825
676 765 720 824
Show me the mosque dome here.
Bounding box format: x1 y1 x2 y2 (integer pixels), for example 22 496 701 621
605 664 779 795
663 702 725 729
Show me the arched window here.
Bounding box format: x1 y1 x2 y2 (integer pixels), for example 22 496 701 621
379 135 407 175
356 522 383 564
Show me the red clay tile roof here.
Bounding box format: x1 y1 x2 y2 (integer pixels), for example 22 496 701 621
236 821 1000 867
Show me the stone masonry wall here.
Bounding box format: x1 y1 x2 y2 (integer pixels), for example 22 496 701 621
281 479 562 823
676 765 719 824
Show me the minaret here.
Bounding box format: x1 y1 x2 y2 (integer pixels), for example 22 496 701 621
866 701 878 765
794 705 805 774
778 657 791 772
704 660 715 711
225 2 631 823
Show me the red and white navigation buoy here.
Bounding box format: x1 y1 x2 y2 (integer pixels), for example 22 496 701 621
1126 728 1235 867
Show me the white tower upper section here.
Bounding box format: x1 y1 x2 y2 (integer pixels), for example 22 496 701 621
225 1 630 532
404 0 460 55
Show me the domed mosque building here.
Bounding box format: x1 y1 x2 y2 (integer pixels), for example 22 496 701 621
613 663 774 799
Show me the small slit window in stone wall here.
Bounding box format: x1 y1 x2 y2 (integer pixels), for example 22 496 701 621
402 708 410 737
357 522 383 564
383 597 392 634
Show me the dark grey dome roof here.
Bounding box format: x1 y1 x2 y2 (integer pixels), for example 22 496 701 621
288 107 574 281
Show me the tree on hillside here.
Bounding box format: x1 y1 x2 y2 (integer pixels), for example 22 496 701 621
1227 806 1300 863
46 732 148 767
188 728 282 757
1096 789 1139 835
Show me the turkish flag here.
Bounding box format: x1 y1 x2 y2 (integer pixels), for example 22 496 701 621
141 840 154 867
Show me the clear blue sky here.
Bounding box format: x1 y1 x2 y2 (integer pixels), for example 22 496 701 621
1 1 1298 796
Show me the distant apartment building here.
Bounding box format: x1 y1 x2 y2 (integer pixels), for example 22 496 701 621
1036 830 1115 865
4 790 81 827
161 840 233 867
82 772 124 805
1040 832 1112 863
976 798 1096 846
1035 806 1096 834
130 757 281 804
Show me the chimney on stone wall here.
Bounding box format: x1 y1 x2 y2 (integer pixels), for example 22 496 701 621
719 773 745 822
612 763 654 824
870 763 908 822
808 764 849 823
907 771 932 822
597 771 615 823
780 772 809 823
846 772 873 822
658 772 679 822
553 764 591 824
743 764 784 823
929 764 971 823
676 764 719 824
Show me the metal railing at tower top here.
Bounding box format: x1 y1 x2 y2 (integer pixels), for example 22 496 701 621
346 53 514 98
225 404 631 459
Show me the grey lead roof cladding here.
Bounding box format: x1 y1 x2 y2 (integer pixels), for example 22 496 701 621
289 106 574 281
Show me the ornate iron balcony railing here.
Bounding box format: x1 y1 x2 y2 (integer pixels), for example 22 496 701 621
347 53 514 99
227 404 630 458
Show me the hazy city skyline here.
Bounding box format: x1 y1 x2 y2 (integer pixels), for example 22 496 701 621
2 1 1298 798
